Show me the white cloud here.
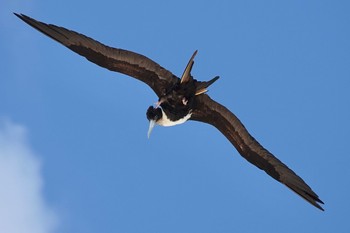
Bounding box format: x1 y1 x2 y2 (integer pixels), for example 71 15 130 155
0 119 58 233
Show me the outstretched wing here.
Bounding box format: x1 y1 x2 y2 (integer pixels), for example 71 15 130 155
191 94 324 210
15 13 178 97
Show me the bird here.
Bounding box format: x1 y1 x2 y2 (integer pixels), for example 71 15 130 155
15 13 324 211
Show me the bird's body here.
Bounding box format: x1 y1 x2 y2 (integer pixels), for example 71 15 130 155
154 76 197 125
15 13 324 211
147 54 219 131
157 108 192 127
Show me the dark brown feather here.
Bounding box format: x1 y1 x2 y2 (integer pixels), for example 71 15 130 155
14 13 178 97
191 94 324 210
180 50 197 84
15 13 324 210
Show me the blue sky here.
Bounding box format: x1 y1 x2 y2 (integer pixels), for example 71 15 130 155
1 0 350 232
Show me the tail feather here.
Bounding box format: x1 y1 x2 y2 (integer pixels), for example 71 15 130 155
195 76 219 95
180 50 198 84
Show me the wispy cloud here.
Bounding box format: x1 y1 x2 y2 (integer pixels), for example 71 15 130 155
0 119 58 233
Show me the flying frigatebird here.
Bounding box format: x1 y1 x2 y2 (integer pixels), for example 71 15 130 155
15 13 324 211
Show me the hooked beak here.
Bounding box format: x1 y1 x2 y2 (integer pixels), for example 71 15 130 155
147 120 156 138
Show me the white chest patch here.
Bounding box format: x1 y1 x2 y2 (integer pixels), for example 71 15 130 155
157 109 192 127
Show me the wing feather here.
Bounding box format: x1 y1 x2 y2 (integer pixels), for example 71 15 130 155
15 13 178 97
191 94 324 210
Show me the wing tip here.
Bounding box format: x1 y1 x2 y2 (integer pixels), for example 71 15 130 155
14 12 29 21
313 197 325 211
285 183 325 211
13 12 24 20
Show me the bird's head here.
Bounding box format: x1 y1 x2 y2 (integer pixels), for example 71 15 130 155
146 106 163 138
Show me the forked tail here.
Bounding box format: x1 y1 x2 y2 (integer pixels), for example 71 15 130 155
195 76 220 95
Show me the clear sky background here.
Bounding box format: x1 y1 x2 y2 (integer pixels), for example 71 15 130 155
1 1 349 233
